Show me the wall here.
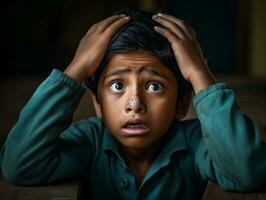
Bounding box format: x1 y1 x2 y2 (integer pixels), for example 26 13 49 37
165 0 236 74
250 0 266 77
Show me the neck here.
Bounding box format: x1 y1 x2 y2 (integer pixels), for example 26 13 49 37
123 140 161 163
120 140 163 186
121 139 163 173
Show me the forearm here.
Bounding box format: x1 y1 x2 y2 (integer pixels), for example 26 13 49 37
64 62 89 84
0 69 86 184
189 67 216 94
194 83 266 190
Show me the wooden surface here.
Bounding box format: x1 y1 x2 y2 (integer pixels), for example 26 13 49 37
203 181 266 200
1 175 266 200
0 174 82 200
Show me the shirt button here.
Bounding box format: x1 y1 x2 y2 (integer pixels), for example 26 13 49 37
203 132 208 137
121 162 127 169
120 178 129 189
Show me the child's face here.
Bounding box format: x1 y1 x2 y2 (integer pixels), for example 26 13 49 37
97 51 178 150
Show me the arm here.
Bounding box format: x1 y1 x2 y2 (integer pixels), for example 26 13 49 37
1 14 130 185
152 13 266 191
193 83 266 191
152 12 215 93
0 70 97 185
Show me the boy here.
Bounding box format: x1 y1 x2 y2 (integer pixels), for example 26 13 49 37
1 9 266 200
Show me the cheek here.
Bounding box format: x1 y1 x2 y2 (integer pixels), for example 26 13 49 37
101 94 117 117
100 91 125 127
148 94 177 125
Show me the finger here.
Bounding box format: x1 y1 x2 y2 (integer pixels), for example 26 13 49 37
154 26 180 45
90 15 127 33
104 16 130 35
152 15 186 39
155 13 195 39
186 24 197 40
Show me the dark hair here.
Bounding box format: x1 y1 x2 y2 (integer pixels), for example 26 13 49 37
85 8 192 100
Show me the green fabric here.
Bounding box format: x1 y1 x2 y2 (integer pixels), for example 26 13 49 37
1 69 265 200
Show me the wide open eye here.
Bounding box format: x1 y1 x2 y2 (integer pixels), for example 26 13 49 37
109 81 125 93
146 81 165 93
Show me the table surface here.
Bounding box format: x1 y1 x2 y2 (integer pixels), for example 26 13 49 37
203 181 266 200
0 174 81 200
1 174 266 200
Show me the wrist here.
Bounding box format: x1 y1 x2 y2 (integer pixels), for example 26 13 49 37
189 69 216 94
64 63 88 84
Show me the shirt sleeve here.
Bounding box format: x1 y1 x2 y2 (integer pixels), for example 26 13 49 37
193 83 266 191
0 69 101 185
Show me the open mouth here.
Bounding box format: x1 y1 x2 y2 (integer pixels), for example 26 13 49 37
121 121 149 136
124 123 148 129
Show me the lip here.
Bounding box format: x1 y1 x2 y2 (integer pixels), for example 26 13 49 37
121 127 150 136
121 118 149 136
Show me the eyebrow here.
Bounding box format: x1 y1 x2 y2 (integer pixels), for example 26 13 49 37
139 67 170 81
104 66 170 81
104 68 131 80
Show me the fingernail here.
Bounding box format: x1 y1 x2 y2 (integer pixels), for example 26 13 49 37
152 15 158 19
120 14 126 17
154 26 160 31
157 13 163 16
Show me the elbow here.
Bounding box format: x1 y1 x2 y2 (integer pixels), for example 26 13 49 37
232 151 266 192
1 159 40 186
1 163 28 185
236 181 264 192
1 167 22 185
234 169 266 192
236 181 258 192
1 168 42 186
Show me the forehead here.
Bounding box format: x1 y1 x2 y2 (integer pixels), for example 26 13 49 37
101 51 176 79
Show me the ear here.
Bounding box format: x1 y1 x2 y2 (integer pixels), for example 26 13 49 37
88 90 102 118
176 91 192 120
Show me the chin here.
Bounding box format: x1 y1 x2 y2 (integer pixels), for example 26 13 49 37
119 138 149 148
119 137 159 150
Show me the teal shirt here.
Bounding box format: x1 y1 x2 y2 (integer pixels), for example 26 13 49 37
1 69 266 200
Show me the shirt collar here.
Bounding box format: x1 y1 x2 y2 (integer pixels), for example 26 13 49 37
102 119 189 162
156 119 189 164
103 128 126 162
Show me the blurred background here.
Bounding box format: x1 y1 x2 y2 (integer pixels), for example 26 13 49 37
0 0 266 198
1 0 266 143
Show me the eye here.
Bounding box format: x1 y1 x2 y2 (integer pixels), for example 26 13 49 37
109 81 125 93
146 81 164 93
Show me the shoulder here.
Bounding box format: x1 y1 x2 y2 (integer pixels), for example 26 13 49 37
60 117 106 145
70 117 105 133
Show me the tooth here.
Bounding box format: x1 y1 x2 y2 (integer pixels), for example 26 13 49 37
127 124 147 129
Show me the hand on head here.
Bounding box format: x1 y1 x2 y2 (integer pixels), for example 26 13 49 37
152 13 215 93
64 14 130 83
65 9 215 93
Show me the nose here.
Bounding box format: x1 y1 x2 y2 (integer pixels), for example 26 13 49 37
125 96 146 114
